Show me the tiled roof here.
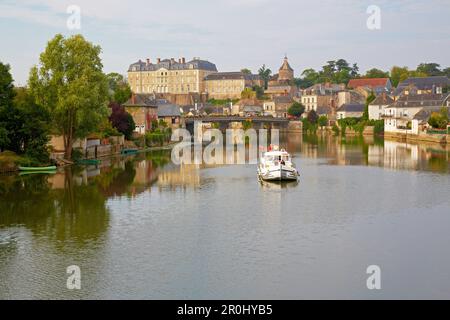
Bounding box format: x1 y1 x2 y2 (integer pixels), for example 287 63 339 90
157 104 182 117
337 103 365 112
390 94 447 108
370 94 394 105
280 58 293 71
123 94 158 108
393 76 449 96
348 78 390 89
128 58 217 72
273 96 293 104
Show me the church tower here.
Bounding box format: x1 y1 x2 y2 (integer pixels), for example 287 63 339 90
278 56 294 82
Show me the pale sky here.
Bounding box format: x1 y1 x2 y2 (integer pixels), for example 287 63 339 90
1 0 449 86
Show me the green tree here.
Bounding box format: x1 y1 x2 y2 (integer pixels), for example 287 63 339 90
106 72 132 104
365 68 389 78
241 68 252 75
318 115 328 127
0 62 15 152
287 102 305 118
252 85 266 100
416 63 442 76
428 107 449 129
29 34 110 160
390 66 410 87
258 65 272 90
299 69 319 88
241 87 256 99
363 91 376 120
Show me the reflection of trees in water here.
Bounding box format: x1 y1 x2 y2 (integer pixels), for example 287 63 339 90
95 161 136 197
0 168 110 245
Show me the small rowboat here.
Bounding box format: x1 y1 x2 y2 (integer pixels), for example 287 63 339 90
76 159 101 165
19 166 57 172
121 148 139 155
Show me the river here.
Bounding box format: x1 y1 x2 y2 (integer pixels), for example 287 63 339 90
1 134 450 299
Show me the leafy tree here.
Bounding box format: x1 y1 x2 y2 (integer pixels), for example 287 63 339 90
365 68 389 78
390 66 410 87
318 115 328 127
299 69 319 88
416 63 442 77
363 91 376 120
241 68 252 75
252 85 266 100
307 109 319 124
0 62 15 152
258 65 272 90
288 102 305 118
29 34 110 160
241 87 256 99
443 67 450 78
428 107 449 129
109 102 135 139
106 72 132 104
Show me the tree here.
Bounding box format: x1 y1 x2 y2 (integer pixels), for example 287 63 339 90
363 91 376 120
416 63 442 77
258 65 272 90
109 102 135 139
390 66 410 87
428 107 449 129
241 68 252 75
318 115 328 127
365 68 389 78
299 69 319 88
0 62 15 152
13 87 51 162
241 87 256 99
288 102 305 118
307 110 319 124
106 72 132 104
252 85 265 100
29 34 110 160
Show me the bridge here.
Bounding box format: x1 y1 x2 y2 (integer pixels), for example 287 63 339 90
184 116 290 132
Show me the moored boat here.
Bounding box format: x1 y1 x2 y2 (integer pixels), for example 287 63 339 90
257 147 299 182
19 166 57 171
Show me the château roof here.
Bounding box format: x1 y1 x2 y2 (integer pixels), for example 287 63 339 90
348 78 390 89
128 58 217 72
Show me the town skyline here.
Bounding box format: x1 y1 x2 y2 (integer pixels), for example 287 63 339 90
1 0 449 86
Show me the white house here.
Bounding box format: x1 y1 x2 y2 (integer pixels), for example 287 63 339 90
369 93 394 120
383 94 448 134
336 103 365 119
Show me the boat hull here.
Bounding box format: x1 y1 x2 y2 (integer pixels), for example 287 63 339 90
19 166 57 172
258 166 298 181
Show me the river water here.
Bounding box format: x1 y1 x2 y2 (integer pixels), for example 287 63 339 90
1 134 449 299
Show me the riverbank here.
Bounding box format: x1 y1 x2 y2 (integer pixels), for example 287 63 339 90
384 131 449 145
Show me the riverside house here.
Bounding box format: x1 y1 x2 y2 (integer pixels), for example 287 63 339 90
369 93 395 120
123 94 158 134
336 103 365 119
383 94 449 134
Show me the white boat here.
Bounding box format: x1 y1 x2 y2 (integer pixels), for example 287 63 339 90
257 147 299 182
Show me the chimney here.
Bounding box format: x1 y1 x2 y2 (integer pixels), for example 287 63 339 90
182 57 186 64
178 58 182 63
157 58 161 64
146 58 150 66
171 58 175 64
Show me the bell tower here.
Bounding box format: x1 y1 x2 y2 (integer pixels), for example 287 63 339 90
278 56 294 82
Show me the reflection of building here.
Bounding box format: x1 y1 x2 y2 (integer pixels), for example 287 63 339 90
157 165 201 190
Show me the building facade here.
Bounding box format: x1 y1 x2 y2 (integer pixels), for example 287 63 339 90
128 57 218 95
204 72 262 99
123 94 159 134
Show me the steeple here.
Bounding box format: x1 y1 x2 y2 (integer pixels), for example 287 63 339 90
278 56 294 81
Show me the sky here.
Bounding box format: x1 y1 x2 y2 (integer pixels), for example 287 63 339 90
0 0 449 86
